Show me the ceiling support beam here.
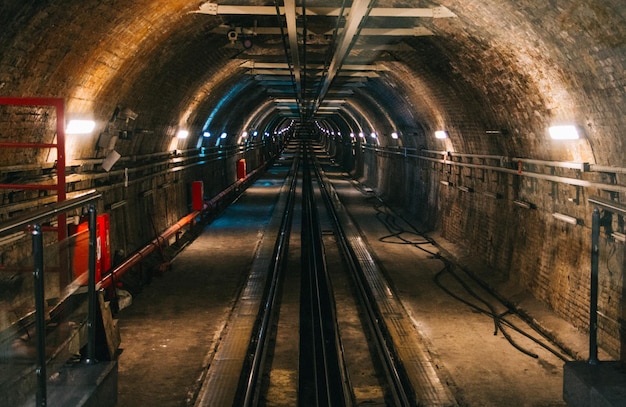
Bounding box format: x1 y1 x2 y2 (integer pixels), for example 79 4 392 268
284 0 302 112
241 61 389 71
195 3 457 19
315 0 374 110
247 69 379 78
213 25 432 37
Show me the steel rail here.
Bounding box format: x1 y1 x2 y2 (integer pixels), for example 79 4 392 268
299 143 350 406
240 150 300 407
311 150 413 406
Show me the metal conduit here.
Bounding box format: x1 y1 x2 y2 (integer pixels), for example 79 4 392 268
362 146 626 194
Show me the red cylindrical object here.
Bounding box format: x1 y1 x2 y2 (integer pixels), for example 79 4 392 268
237 159 247 179
192 181 204 211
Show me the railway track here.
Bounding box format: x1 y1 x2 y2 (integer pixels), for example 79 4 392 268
195 138 454 407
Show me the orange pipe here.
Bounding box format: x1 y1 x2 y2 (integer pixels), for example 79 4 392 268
98 163 267 290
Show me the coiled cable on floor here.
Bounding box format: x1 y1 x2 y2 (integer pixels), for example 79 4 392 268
354 182 575 362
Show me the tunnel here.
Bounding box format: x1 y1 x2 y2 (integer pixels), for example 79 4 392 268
0 1 625 406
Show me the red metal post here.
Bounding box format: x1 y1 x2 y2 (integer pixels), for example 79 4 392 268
0 97 67 241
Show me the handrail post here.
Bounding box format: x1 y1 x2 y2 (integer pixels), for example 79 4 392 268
588 207 600 365
84 204 98 365
32 224 47 407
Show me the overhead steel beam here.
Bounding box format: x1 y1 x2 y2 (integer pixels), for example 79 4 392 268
316 0 375 107
241 61 389 71
211 26 303 35
195 3 457 18
247 69 379 77
326 27 434 36
369 6 456 18
284 0 302 111
216 25 432 37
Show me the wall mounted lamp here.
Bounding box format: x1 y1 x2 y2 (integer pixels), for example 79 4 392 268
549 125 579 140
66 119 96 134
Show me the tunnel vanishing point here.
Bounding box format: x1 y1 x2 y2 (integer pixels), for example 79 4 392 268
0 0 625 379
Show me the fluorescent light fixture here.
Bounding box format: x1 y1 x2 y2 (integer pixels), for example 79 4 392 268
110 200 127 210
391 132 399 139
549 125 579 140
458 186 473 193
483 191 502 199
513 199 532 209
203 131 211 138
66 119 95 134
552 212 578 225
435 130 448 139
176 129 189 139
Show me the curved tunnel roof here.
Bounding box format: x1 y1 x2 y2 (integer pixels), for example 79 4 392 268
1 1 624 166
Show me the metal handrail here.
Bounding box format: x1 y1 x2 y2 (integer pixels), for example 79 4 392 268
361 145 626 194
0 190 102 236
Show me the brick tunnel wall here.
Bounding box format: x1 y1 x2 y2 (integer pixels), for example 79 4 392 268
351 147 624 358
0 0 625 360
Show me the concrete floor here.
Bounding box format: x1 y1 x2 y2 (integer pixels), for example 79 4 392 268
114 154 602 406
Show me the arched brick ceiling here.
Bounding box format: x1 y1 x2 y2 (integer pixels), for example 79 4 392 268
0 0 623 166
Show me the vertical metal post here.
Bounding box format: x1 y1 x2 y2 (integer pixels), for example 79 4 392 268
589 208 600 365
32 224 47 407
84 204 98 365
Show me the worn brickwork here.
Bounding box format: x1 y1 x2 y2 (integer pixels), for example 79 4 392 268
0 0 625 359
358 146 624 358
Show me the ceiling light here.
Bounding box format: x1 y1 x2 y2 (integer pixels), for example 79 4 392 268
549 125 579 140
203 131 211 138
176 129 189 139
391 132 399 139
220 132 227 139
435 130 448 139
66 120 96 134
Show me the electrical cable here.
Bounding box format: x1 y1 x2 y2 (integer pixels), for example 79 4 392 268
354 180 575 362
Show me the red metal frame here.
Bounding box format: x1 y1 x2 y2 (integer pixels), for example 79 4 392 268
0 97 67 241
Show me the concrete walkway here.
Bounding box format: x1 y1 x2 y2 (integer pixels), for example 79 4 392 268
114 151 605 406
